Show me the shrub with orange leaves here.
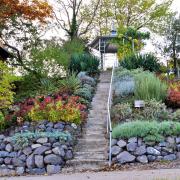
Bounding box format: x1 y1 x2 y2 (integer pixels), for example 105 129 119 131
169 81 180 92
166 81 180 108
0 0 52 24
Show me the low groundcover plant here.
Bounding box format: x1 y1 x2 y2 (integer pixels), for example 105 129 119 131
112 120 180 142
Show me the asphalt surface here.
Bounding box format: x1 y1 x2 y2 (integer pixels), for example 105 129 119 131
2 169 180 180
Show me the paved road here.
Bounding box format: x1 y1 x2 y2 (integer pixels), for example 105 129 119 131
2 169 180 180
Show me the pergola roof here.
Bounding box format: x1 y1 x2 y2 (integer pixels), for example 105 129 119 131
89 35 118 53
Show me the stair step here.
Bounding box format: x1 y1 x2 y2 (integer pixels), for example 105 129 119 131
85 129 106 135
85 123 106 128
76 146 107 152
67 158 107 166
75 151 106 155
74 152 106 160
85 129 107 134
88 114 107 118
78 138 106 143
83 125 105 131
84 133 105 139
86 121 106 124
77 141 107 147
86 120 106 123
62 164 103 173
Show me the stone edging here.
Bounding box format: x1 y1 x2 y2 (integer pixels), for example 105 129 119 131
111 137 180 164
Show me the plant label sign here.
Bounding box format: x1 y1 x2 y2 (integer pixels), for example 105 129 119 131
134 100 145 108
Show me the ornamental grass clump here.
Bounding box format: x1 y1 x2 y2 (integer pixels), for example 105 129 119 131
69 53 100 75
134 71 168 101
58 73 81 94
120 53 161 72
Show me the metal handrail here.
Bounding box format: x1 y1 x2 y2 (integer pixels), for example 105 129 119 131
107 62 115 166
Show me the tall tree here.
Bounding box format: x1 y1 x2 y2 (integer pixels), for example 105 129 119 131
114 26 150 59
92 0 113 36
54 0 101 40
92 0 173 36
159 15 180 75
0 0 52 73
114 0 173 30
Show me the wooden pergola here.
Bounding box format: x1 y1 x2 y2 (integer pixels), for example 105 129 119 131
89 30 118 69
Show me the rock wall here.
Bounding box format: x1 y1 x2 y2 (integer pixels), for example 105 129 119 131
111 137 180 164
0 121 80 176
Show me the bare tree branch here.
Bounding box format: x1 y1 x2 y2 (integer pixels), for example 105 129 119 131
79 0 101 36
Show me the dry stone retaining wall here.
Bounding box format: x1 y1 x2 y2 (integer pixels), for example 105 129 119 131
0 120 80 176
111 137 180 164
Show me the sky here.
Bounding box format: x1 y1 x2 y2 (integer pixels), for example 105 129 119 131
142 0 180 60
172 0 180 12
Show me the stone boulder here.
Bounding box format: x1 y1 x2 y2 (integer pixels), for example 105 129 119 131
147 147 160 156
136 155 148 164
135 146 146 155
111 146 122 156
117 140 127 148
46 165 61 174
117 151 136 164
127 143 137 152
44 154 63 165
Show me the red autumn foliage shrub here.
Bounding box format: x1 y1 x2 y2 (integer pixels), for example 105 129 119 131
166 81 180 108
6 94 87 124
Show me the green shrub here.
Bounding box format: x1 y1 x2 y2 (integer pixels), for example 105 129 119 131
172 110 180 121
111 103 132 122
28 97 82 124
113 77 135 97
69 53 100 75
112 121 180 142
58 73 81 94
120 53 161 72
30 38 85 76
77 97 90 106
0 61 15 109
134 71 168 101
83 84 94 93
74 87 92 100
113 95 135 106
15 74 58 102
0 111 5 131
113 68 144 97
135 99 169 120
39 78 58 94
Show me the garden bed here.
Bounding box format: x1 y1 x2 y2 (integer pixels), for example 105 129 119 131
0 70 99 176
0 120 80 176
110 67 180 166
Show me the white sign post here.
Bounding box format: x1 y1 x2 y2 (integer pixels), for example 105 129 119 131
134 100 145 108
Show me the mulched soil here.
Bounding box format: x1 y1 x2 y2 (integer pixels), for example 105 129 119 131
100 161 180 172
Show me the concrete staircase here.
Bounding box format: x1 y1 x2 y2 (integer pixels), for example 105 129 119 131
63 71 111 172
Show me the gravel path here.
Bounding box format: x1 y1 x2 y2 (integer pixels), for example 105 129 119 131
3 169 180 180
